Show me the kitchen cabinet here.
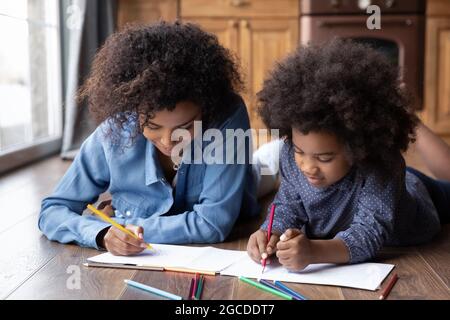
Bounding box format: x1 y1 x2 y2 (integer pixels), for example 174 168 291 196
422 0 450 142
181 0 299 131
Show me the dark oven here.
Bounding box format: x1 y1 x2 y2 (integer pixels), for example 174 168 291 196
300 0 426 110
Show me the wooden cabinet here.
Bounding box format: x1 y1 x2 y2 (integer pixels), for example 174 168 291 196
422 0 450 142
181 0 299 130
116 0 178 29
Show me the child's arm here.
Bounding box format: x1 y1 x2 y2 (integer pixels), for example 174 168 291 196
333 173 399 264
39 125 118 249
276 228 349 271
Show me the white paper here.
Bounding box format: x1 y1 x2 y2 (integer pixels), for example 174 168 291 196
220 255 395 291
87 244 246 272
188 247 247 272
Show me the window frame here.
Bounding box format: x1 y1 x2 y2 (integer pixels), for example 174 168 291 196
0 0 63 175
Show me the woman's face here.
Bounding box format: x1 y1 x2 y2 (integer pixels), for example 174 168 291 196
141 101 202 157
291 128 353 188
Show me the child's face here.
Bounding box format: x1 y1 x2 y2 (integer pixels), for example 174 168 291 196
141 101 202 157
291 128 352 188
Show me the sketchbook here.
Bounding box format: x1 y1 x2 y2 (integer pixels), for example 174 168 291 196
86 244 394 291
86 243 247 273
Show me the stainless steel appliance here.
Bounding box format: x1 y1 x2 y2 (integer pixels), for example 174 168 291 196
301 0 426 109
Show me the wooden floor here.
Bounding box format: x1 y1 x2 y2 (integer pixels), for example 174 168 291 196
0 147 449 300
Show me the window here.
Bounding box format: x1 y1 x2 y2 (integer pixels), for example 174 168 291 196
0 0 62 170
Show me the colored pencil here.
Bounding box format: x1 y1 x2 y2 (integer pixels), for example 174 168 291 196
164 266 216 276
191 273 200 299
239 276 292 300
124 279 182 300
274 280 308 300
195 275 204 300
187 278 194 300
378 273 398 300
262 204 276 273
258 279 302 300
87 204 153 250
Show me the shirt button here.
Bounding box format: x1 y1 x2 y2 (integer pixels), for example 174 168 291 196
126 210 131 217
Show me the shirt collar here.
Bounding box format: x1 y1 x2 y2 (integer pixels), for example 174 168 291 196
145 139 164 185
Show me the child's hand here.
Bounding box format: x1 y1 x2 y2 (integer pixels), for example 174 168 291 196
276 228 313 271
102 224 148 256
247 229 280 265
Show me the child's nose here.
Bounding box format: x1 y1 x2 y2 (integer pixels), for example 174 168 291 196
300 158 318 173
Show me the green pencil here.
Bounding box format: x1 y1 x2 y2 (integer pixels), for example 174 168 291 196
195 275 204 300
239 276 293 300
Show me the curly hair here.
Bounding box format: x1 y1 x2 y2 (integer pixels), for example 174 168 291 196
78 21 243 145
257 38 419 177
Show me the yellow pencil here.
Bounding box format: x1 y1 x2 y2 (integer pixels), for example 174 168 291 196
87 204 153 250
164 267 216 276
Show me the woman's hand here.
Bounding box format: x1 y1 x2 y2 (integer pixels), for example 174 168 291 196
276 228 313 271
102 224 148 256
247 229 280 265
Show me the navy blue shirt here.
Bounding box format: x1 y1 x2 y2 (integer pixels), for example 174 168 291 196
262 143 441 263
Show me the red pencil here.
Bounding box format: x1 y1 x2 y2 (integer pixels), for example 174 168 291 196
191 273 200 299
378 273 398 300
187 278 194 300
262 204 276 273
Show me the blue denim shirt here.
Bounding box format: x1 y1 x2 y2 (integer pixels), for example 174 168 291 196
262 143 441 263
39 102 259 249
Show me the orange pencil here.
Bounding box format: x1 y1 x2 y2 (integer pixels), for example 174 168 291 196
262 203 276 274
163 267 216 276
379 273 398 300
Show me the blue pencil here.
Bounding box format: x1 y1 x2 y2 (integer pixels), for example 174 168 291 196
273 281 308 300
258 279 302 300
124 279 183 300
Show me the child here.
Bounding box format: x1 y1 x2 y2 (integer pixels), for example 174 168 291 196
247 39 449 271
39 21 259 256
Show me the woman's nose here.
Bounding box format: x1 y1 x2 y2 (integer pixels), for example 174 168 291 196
160 130 174 147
